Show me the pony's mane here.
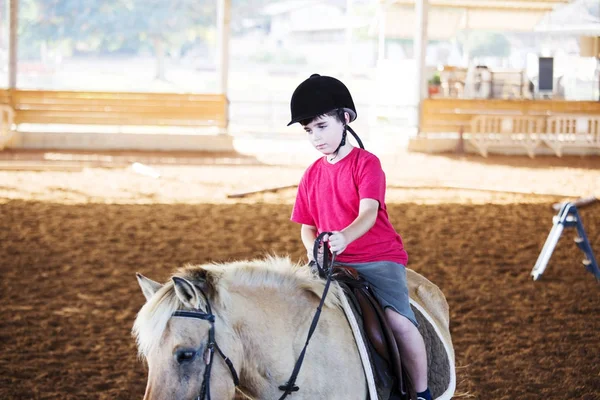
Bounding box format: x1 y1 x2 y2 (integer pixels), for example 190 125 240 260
133 256 339 357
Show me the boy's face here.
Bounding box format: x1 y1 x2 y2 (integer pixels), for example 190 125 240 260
303 114 345 155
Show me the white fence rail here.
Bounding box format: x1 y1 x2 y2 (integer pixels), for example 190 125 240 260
467 114 600 157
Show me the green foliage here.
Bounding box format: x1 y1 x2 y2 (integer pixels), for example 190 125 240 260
19 0 217 58
428 72 441 86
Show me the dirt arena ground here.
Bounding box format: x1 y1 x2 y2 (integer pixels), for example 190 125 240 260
1 148 599 400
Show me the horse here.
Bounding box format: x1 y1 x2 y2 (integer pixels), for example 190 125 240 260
133 256 455 400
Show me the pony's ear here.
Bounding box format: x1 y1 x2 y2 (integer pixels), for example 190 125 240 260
172 276 201 309
136 273 163 302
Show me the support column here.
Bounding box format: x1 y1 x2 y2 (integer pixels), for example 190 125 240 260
344 0 354 78
461 10 471 67
377 3 386 63
597 57 599 102
9 0 18 89
370 3 387 134
216 0 231 131
414 0 428 135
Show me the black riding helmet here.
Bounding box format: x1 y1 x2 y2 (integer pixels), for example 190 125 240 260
288 74 357 125
287 74 364 150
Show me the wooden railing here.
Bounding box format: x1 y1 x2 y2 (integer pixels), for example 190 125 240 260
0 89 228 129
469 115 545 158
421 98 600 135
421 99 600 157
543 115 600 157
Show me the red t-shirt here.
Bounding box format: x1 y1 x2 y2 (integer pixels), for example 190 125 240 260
291 147 408 265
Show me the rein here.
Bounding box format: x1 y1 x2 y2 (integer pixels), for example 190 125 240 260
278 231 336 399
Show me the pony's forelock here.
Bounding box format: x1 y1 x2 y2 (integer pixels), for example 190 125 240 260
132 281 180 357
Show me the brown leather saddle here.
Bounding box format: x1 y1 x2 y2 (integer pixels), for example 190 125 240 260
331 265 416 400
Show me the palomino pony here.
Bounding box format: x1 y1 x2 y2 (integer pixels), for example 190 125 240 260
133 256 454 400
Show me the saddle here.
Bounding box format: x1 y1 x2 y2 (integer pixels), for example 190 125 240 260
331 265 416 400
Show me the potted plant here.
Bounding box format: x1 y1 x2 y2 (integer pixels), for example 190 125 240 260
428 72 441 97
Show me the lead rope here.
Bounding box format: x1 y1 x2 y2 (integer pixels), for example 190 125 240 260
278 232 336 399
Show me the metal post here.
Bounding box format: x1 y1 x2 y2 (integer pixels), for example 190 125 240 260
9 0 18 89
344 0 354 78
414 0 429 135
377 3 386 63
531 221 565 281
596 57 599 102
216 0 231 131
462 10 470 67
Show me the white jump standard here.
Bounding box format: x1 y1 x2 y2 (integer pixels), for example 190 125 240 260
531 202 599 281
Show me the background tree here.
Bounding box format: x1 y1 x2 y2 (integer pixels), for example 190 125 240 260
19 0 216 80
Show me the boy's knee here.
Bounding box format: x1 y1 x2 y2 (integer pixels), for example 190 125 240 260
385 308 415 334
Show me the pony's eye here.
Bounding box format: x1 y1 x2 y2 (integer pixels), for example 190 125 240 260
175 350 197 364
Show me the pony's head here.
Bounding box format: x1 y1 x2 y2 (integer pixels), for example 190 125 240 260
132 264 241 400
133 257 342 400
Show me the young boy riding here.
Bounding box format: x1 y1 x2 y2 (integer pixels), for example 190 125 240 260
288 74 432 400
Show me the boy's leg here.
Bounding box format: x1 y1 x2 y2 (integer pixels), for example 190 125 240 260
385 308 428 393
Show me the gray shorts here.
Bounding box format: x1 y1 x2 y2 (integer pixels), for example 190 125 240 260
334 260 418 327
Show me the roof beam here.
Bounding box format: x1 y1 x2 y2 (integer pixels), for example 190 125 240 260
387 0 568 12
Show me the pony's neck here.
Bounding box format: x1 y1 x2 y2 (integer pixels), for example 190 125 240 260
227 285 318 397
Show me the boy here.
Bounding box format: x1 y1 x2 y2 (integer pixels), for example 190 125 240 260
289 74 432 400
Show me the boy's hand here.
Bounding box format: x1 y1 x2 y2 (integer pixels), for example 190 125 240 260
308 244 324 264
326 231 349 254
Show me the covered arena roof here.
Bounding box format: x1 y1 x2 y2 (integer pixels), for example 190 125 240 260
534 0 600 35
379 0 573 39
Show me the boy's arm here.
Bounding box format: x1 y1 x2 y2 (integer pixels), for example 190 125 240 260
328 198 379 254
301 224 318 260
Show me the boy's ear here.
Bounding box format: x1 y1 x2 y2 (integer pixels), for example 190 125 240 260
344 111 350 124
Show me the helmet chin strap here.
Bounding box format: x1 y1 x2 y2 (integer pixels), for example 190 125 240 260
329 126 364 161
347 125 364 149
329 110 364 161
329 127 347 161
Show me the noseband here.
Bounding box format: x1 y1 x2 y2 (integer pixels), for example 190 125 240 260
171 287 239 400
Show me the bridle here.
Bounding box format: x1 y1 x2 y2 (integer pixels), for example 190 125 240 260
169 233 334 400
171 286 239 400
